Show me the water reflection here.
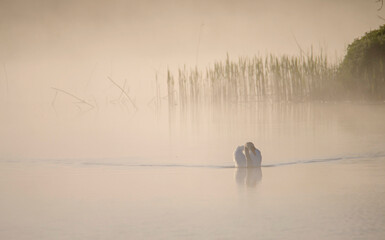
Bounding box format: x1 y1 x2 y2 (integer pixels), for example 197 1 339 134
235 167 262 188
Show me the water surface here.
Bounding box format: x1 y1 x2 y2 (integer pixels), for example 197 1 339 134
1 102 385 239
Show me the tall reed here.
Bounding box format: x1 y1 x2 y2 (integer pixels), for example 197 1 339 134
166 51 338 114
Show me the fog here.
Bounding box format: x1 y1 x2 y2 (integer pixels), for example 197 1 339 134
2 2 385 239
0 0 383 160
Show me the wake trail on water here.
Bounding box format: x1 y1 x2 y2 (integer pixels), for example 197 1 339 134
3 152 385 169
81 152 385 169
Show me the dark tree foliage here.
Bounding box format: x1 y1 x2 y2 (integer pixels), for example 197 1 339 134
339 24 385 100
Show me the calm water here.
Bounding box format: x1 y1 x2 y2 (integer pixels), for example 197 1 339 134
1 102 385 239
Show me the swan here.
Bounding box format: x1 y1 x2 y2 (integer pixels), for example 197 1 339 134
234 145 247 168
233 142 262 168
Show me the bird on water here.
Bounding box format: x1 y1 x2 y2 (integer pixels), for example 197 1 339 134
233 142 262 168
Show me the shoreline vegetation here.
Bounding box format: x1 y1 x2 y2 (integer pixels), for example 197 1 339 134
166 25 385 114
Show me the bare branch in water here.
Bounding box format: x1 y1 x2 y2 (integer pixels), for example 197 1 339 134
378 14 385 21
119 78 128 100
51 87 94 109
107 76 138 111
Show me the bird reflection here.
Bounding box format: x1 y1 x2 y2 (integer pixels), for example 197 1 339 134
235 168 262 188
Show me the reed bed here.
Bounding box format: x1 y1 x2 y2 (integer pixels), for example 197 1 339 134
167 51 338 113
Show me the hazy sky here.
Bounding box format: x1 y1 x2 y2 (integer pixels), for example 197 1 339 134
0 0 383 99
0 0 383 61
0 0 384 159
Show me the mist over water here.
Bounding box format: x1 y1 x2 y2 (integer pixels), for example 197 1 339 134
3 100 385 165
0 0 383 161
1 0 385 239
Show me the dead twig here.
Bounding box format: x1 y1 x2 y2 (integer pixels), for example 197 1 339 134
107 76 138 111
119 79 128 100
51 87 94 109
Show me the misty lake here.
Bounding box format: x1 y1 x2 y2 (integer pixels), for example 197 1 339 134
1 102 385 239
2 0 385 239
